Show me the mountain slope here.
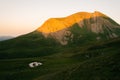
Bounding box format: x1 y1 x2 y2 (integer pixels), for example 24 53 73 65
0 11 120 59
0 31 60 59
0 37 120 80
37 11 120 45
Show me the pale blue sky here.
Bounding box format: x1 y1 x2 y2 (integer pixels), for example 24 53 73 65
0 0 120 36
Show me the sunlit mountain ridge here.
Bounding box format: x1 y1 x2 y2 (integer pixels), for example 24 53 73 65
37 11 108 33
37 11 120 45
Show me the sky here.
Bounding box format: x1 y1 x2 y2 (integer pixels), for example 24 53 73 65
0 0 120 36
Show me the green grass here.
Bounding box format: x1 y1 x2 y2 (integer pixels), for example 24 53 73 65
0 37 120 80
0 31 61 59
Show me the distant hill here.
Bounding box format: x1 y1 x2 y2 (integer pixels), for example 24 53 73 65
0 36 14 41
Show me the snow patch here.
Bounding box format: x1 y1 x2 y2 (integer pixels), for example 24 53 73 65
29 62 42 68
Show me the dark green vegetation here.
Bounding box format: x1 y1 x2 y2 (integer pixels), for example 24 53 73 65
68 23 98 45
0 35 120 80
0 31 60 59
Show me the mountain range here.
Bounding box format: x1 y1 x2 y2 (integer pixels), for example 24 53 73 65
0 36 13 41
0 11 120 80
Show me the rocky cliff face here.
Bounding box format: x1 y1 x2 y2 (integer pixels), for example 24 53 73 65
37 11 120 45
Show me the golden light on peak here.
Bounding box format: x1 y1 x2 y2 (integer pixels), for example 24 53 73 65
37 11 107 33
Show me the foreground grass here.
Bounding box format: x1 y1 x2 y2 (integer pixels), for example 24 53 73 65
0 38 120 80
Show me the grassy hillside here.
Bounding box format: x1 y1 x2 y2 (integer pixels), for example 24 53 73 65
0 37 120 80
0 31 61 59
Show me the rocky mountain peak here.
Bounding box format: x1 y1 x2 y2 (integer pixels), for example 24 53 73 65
37 11 107 33
36 11 120 45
